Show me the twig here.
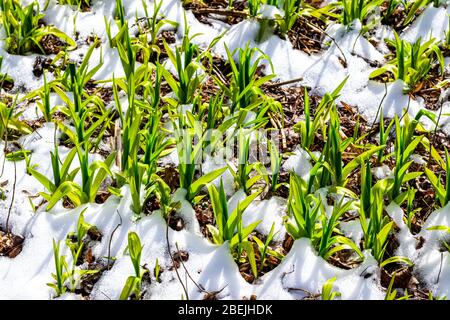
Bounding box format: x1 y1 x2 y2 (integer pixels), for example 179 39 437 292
287 287 320 299
99 290 112 300
371 82 388 130
174 242 228 297
266 77 304 89
5 155 16 234
194 8 248 18
175 243 205 292
299 16 348 68
398 94 412 124
107 210 122 270
436 251 444 284
166 214 190 300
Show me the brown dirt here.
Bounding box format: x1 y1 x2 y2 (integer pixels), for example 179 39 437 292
40 34 67 55
193 197 214 239
286 16 325 55
186 0 247 26
170 250 189 270
33 56 53 78
157 165 180 191
0 230 24 258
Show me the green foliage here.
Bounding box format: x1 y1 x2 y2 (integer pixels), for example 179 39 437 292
147 175 180 220
425 148 450 208
389 115 424 201
284 173 321 240
0 0 76 55
285 173 363 261
381 0 402 24
269 140 283 191
227 131 267 194
321 276 341 300
29 81 115 211
175 118 227 203
207 179 262 279
248 0 262 16
65 209 93 262
275 0 303 37
0 97 32 142
220 43 274 114
312 104 384 188
294 78 347 150
316 197 363 260
359 178 394 262
47 238 98 297
376 112 394 164
28 142 79 208
120 232 148 300
162 20 206 106
47 240 68 297
339 0 383 26
370 32 445 93
207 179 261 247
359 168 414 267
403 0 439 26
139 0 177 61
252 223 283 273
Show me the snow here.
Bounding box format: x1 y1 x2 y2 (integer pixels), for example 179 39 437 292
282 147 312 181
415 202 450 298
258 5 284 19
1 0 450 301
402 5 450 44
256 238 384 300
228 190 287 243
340 219 364 246
385 203 418 260
373 165 393 180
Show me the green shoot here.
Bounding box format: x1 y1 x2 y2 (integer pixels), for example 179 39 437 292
321 276 341 300
0 0 76 55
120 232 148 300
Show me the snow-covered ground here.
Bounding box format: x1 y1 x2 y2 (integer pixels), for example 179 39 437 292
1 0 450 300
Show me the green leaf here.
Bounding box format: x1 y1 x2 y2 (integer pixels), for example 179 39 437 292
119 276 139 300
322 276 340 300
127 232 142 278
189 167 227 200
380 256 414 268
46 181 84 211
242 241 258 278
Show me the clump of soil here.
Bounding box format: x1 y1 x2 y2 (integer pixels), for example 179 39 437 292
40 34 68 55
286 16 325 55
0 229 24 258
194 198 214 239
157 165 180 191
33 56 53 77
168 214 185 231
170 250 189 270
380 264 413 289
142 194 161 215
0 77 14 91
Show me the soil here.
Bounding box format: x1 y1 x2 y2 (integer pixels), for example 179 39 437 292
0 230 24 258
